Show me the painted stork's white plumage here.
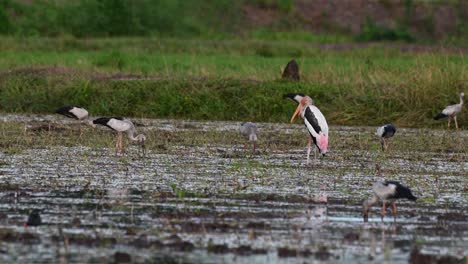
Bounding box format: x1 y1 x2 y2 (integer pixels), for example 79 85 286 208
434 92 464 129
240 122 258 154
376 124 396 152
363 180 417 222
55 106 92 136
284 93 329 166
91 117 146 155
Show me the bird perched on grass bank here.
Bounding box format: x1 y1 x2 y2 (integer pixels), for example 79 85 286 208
433 92 464 129
91 117 146 156
363 178 417 223
284 93 328 166
240 122 258 154
55 106 92 136
376 124 396 152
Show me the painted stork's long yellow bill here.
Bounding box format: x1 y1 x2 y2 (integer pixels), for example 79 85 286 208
290 103 302 123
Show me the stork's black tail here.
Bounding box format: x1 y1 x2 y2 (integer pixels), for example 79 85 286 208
433 113 447 120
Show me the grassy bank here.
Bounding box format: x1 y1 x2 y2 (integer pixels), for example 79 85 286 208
0 37 466 128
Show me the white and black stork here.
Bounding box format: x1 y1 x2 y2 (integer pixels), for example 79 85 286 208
240 122 258 154
91 117 146 155
284 93 329 166
376 124 396 152
434 92 464 129
55 106 92 136
363 180 417 222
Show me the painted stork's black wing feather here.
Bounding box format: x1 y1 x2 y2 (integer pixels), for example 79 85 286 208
304 107 322 135
433 113 447 120
382 124 396 137
55 106 77 119
93 117 123 130
385 181 417 201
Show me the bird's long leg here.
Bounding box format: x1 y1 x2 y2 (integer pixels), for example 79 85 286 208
115 133 120 155
306 135 312 166
381 202 386 222
121 136 126 155
454 115 458 130
380 138 385 151
314 146 317 167
252 142 256 155
392 203 397 223
448 117 451 129
384 139 389 152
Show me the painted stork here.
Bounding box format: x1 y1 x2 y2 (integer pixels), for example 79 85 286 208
55 106 92 136
363 180 417 222
376 124 396 152
284 93 329 166
91 117 146 155
240 122 258 154
434 92 464 129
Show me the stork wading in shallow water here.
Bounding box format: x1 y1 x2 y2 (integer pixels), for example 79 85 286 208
376 124 396 152
434 92 464 129
91 117 146 155
363 178 417 223
240 122 258 154
284 93 329 166
55 106 92 136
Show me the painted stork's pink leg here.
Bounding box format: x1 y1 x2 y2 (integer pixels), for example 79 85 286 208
454 115 459 130
448 117 451 129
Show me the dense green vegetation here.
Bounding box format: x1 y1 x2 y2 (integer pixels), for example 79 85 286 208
0 37 465 128
1 0 467 44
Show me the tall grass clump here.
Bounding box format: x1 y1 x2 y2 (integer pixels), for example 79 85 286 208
0 60 465 128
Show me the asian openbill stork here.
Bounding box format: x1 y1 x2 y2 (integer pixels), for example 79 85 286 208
240 122 258 154
363 179 417 222
91 117 146 155
55 106 92 136
376 124 396 152
434 92 464 129
284 93 329 166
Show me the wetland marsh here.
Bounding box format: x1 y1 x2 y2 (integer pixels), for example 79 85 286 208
0 114 466 263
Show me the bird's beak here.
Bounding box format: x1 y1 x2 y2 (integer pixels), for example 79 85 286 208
290 104 302 123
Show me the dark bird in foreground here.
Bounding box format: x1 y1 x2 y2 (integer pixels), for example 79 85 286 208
25 209 42 227
376 124 396 152
284 93 329 166
240 122 258 154
55 106 92 136
91 117 146 155
433 92 464 129
363 180 417 222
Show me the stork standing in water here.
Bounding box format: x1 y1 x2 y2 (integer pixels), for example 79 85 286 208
284 93 329 166
363 166 417 222
376 124 396 152
240 122 258 154
55 106 92 136
434 92 464 129
91 117 146 155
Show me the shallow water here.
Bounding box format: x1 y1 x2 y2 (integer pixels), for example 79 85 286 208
0 114 466 263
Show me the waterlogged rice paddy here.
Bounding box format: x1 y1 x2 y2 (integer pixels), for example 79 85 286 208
0 114 466 263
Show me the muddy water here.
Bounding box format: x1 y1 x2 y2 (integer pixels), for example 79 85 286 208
0 114 466 263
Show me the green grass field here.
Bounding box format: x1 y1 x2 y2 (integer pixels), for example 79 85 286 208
0 37 466 128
